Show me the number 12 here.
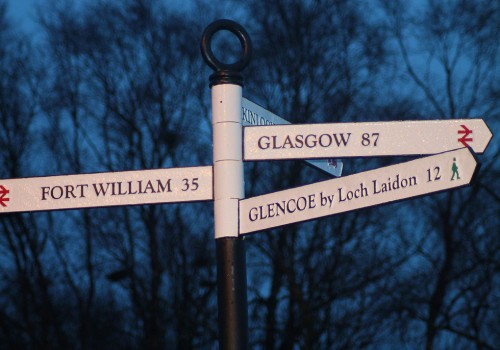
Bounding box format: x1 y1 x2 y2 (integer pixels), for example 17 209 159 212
427 167 441 182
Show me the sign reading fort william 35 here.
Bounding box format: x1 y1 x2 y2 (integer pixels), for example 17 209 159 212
239 148 477 234
244 119 492 160
0 166 213 214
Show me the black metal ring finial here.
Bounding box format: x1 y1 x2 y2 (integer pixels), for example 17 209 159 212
201 19 252 86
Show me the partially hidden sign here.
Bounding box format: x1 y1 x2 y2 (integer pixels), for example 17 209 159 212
242 97 343 177
243 119 492 160
0 166 213 213
239 148 476 234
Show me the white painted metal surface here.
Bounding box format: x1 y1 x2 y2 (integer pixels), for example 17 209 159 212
239 148 476 234
242 97 343 177
212 84 244 238
243 119 492 160
0 166 213 213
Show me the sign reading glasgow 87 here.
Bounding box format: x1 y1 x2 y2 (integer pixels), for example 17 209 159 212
243 119 492 161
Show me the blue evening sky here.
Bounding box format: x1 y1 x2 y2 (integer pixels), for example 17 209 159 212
6 0 191 33
6 0 37 32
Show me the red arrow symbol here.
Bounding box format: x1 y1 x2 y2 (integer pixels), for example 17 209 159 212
0 185 10 207
458 124 473 147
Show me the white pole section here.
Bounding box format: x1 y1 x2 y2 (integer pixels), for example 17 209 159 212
212 84 244 238
201 19 252 349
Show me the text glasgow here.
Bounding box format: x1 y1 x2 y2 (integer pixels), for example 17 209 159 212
257 133 351 150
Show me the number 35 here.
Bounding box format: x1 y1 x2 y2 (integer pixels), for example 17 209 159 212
182 178 199 191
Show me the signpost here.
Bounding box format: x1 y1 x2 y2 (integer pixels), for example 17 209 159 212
0 19 493 350
0 166 213 213
243 119 492 161
242 97 343 177
239 147 477 234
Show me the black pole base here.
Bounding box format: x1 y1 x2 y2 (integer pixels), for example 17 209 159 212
216 237 248 350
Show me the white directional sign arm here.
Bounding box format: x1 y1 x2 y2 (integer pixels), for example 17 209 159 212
243 119 492 160
239 148 477 234
0 166 213 213
242 97 291 126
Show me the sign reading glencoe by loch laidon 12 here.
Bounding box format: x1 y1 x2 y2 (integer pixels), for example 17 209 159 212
239 147 477 234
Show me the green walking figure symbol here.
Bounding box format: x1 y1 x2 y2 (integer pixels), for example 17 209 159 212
451 158 460 180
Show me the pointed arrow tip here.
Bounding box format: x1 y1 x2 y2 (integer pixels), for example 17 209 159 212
481 119 494 153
